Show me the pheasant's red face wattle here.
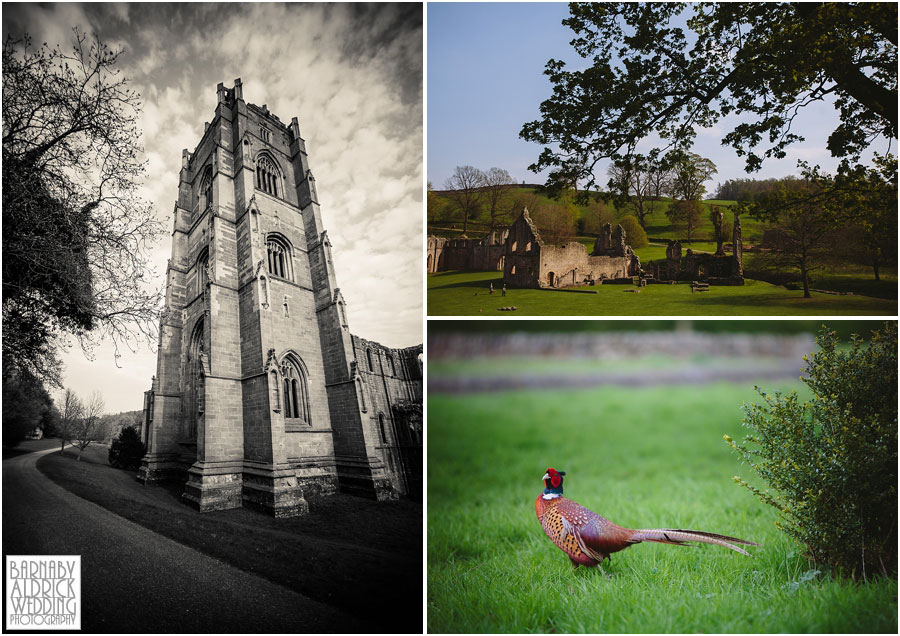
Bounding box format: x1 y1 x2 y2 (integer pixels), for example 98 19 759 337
545 467 565 489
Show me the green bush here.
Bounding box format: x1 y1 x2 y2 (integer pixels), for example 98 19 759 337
618 215 649 248
108 426 145 471
726 322 897 579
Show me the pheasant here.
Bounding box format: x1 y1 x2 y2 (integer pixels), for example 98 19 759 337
535 468 759 571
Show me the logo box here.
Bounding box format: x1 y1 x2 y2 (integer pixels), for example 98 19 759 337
5 556 81 631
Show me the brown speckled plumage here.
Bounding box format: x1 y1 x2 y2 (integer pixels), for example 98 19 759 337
536 468 759 571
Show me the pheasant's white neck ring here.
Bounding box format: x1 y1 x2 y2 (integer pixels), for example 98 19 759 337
542 493 561 500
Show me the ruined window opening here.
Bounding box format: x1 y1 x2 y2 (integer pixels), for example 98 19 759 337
281 357 310 424
388 356 396 376
366 348 374 371
511 241 518 252
199 166 213 211
378 413 388 443
525 241 532 251
266 235 293 281
511 265 516 275
196 248 209 297
256 154 280 197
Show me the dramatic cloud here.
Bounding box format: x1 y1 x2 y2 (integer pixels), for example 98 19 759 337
3 3 423 411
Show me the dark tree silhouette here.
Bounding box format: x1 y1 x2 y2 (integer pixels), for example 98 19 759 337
2 30 164 384
521 3 897 192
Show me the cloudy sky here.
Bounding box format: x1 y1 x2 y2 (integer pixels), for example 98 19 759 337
3 2 423 413
428 3 894 192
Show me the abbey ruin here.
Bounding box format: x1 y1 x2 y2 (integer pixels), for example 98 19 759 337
428 206 743 288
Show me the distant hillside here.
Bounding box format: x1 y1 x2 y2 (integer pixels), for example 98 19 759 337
428 186 760 244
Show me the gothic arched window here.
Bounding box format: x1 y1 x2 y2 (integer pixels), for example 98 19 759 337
196 248 209 297
366 348 374 371
266 234 293 281
199 166 213 211
256 154 280 197
186 319 205 440
281 356 310 424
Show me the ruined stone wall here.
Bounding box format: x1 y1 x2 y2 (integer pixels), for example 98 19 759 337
502 210 543 286
427 232 507 273
648 209 744 285
501 210 640 288
538 243 636 288
350 336 423 497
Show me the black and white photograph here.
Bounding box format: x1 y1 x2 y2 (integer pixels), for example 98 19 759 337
3 3 422 633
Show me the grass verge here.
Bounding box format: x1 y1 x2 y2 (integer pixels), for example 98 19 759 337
427 378 898 633
37 446 422 633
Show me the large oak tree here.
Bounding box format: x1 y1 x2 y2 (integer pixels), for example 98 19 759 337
521 2 897 192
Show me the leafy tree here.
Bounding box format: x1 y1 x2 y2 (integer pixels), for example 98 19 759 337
749 178 841 298
726 323 897 579
108 426 145 471
2 369 53 446
481 167 515 233
666 199 703 243
581 196 617 236
607 149 671 228
2 31 164 385
40 404 61 439
667 151 717 202
617 215 648 249
443 165 484 234
715 176 792 201
530 198 577 246
520 2 897 192
826 155 897 281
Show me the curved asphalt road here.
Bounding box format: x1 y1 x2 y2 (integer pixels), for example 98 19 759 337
3 447 367 633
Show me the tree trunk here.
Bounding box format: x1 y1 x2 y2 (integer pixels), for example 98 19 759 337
872 257 881 281
463 207 468 234
801 264 811 298
60 440 65 454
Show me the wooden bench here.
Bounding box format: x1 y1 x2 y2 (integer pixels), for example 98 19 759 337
691 281 710 293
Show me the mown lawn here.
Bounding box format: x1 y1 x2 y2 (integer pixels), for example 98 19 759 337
427 375 897 633
427 270 898 316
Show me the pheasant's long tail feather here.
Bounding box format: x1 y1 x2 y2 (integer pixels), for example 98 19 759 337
632 528 760 556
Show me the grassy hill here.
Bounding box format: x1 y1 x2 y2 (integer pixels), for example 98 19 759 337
428 187 766 245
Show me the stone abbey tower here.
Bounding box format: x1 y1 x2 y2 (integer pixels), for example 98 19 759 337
138 79 422 517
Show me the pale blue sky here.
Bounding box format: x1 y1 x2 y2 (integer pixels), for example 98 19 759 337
427 2 892 193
